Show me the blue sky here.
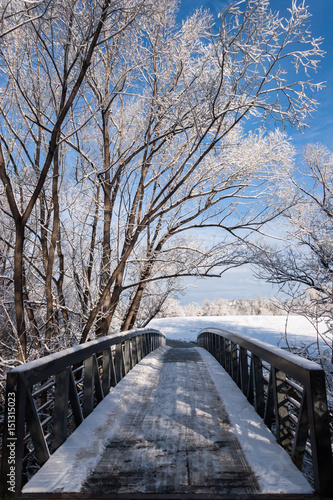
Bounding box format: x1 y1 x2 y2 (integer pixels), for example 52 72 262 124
177 0 333 305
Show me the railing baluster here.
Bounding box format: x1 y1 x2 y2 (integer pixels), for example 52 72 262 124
231 341 238 383
93 354 104 403
291 390 309 470
272 368 291 451
220 336 226 368
52 368 70 452
132 336 138 366
124 339 131 375
137 335 143 362
83 355 94 418
264 368 274 429
239 346 248 395
68 367 83 427
142 333 148 357
102 348 111 396
253 354 265 418
110 347 117 387
121 342 126 377
115 342 123 382
225 339 231 375
129 339 134 369
247 355 254 404
26 388 50 464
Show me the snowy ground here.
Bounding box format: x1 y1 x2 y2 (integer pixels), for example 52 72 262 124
147 315 330 354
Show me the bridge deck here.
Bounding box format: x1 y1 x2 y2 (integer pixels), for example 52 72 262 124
22 347 313 497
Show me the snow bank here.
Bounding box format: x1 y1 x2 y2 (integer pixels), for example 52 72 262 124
148 315 328 349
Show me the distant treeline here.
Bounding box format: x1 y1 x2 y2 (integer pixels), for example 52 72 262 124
158 296 286 318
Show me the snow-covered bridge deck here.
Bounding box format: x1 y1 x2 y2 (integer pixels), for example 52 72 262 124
22 346 313 498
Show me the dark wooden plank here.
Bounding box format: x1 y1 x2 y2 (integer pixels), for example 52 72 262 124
81 348 260 496
16 492 318 499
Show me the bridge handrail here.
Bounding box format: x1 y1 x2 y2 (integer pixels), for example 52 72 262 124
197 327 333 497
1 328 166 494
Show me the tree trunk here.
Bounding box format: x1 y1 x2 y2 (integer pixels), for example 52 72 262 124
14 223 26 362
96 111 112 337
121 282 146 331
45 145 60 344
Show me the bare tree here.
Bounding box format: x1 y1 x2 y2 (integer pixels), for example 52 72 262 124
79 0 324 342
252 143 333 367
0 0 143 359
0 0 325 359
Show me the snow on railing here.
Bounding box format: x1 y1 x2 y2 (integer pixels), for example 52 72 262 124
197 327 333 497
0 328 166 494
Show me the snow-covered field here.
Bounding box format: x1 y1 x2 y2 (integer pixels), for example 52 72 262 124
147 315 330 353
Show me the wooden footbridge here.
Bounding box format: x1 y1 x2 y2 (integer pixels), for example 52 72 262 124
1 327 332 499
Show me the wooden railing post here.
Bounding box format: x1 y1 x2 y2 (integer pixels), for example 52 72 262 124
306 369 332 496
0 372 26 494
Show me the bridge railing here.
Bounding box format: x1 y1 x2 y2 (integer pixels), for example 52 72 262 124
0 328 166 494
197 328 333 497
